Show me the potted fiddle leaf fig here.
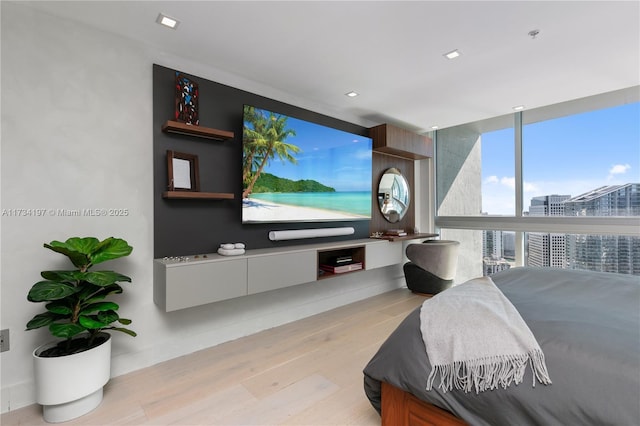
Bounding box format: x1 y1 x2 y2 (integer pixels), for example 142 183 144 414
26 237 135 423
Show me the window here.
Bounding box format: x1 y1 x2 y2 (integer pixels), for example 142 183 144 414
435 87 640 280
523 102 640 217
481 127 515 215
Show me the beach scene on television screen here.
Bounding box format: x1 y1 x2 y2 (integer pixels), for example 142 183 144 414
242 106 372 223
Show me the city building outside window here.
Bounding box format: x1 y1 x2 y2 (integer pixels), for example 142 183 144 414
435 87 639 281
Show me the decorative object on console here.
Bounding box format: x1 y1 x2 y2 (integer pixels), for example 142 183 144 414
162 256 191 262
378 167 410 223
175 71 199 125
217 242 246 256
268 227 355 241
384 229 407 237
167 150 200 192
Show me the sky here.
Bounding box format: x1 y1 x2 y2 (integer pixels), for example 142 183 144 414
481 102 640 215
250 110 372 192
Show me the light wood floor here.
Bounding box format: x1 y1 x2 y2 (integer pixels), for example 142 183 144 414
2 289 426 426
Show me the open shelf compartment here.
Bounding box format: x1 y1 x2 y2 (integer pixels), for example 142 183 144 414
317 245 366 280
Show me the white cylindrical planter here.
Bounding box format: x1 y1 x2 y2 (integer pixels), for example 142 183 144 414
33 333 111 423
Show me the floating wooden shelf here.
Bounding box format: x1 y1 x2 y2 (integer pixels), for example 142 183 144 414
162 191 235 200
373 232 439 242
162 120 234 141
369 123 433 159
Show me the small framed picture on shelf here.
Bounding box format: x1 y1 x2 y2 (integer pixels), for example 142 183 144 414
167 150 200 192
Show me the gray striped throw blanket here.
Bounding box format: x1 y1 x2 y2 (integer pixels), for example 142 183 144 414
420 276 552 394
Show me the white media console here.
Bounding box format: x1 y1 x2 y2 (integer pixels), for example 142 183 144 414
153 238 404 312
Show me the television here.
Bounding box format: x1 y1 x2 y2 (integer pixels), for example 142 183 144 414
242 105 372 223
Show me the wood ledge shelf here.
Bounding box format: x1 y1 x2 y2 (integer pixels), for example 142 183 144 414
373 232 439 242
369 123 433 160
162 191 235 200
162 120 234 141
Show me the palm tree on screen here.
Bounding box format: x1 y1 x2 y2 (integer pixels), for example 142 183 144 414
242 106 267 188
242 107 299 199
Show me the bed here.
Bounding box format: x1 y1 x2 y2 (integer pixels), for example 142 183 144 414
363 267 640 426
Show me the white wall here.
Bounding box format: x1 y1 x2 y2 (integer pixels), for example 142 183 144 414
0 3 403 412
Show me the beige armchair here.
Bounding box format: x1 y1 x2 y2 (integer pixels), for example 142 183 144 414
403 240 460 294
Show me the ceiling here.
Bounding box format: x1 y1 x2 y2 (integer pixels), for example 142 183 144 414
21 1 640 132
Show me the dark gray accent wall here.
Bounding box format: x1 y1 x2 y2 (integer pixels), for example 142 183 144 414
153 64 371 258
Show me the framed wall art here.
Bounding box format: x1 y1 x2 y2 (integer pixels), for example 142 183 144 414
175 72 199 125
167 150 200 192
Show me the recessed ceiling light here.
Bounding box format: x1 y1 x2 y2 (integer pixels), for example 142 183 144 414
156 13 179 29
443 49 461 59
431 126 439 130
512 105 525 111
345 91 359 98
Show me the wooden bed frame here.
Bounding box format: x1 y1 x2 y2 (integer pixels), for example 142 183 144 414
381 382 468 426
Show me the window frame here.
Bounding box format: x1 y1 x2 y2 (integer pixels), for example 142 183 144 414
434 87 640 267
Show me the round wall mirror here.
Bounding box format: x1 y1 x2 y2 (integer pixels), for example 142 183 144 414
377 167 410 223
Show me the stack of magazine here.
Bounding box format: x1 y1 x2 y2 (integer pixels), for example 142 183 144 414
319 255 363 274
384 228 407 237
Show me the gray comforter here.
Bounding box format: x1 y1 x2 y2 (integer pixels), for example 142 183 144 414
363 267 640 426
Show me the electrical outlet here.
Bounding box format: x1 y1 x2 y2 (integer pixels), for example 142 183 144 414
0 329 9 352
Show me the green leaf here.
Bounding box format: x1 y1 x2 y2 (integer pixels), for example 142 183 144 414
78 315 109 329
117 318 132 325
41 270 84 282
83 292 108 304
50 323 85 339
44 238 97 268
74 285 103 307
90 237 133 265
58 237 100 255
111 327 137 337
27 281 78 302
96 310 119 324
84 271 131 287
101 283 124 295
26 313 64 330
45 301 72 315
80 302 119 315
82 284 123 306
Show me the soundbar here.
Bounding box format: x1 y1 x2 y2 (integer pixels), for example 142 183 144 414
268 227 355 241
